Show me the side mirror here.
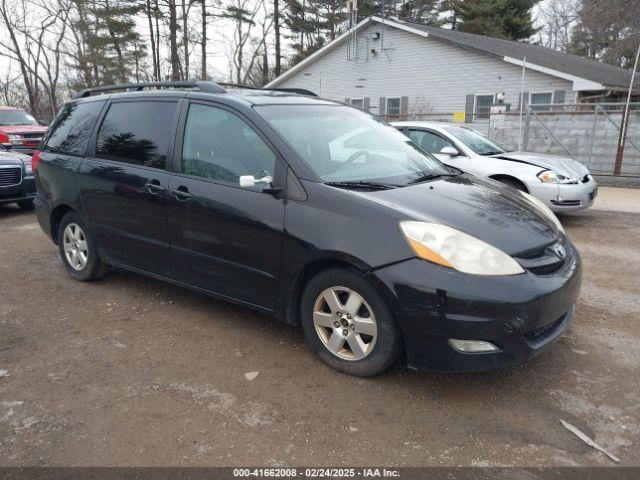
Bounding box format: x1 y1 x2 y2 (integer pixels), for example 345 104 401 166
239 174 273 188
439 146 459 156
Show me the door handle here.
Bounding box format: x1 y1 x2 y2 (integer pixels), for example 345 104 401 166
144 180 166 194
171 186 193 201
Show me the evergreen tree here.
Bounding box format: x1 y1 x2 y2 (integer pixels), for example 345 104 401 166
398 0 441 24
443 0 538 41
86 0 144 83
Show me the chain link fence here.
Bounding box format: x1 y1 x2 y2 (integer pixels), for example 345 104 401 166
380 102 640 176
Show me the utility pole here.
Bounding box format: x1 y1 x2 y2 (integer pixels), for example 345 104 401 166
614 40 640 175
201 0 207 79
274 0 281 76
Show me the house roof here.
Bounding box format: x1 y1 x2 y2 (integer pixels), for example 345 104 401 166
267 17 638 92
398 19 636 90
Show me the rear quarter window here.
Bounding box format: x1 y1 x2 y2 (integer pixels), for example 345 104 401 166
45 100 105 156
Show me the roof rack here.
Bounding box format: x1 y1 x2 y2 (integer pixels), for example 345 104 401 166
72 81 226 99
218 82 258 90
267 87 318 97
219 83 317 97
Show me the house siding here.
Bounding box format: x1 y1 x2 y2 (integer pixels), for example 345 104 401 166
274 23 575 115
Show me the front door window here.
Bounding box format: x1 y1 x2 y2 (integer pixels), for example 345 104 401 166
181 104 276 189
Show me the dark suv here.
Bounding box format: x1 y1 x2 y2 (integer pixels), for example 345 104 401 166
1 146 35 210
34 81 581 376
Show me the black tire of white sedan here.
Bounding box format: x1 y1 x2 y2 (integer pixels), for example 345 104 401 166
301 268 403 377
57 212 108 281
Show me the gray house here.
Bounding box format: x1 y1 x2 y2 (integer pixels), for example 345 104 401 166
266 16 639 119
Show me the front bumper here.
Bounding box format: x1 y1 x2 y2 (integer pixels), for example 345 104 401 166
0 175 36 205
372 240 581 372
527 178 597 211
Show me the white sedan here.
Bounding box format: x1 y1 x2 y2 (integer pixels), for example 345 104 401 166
392 121 597 211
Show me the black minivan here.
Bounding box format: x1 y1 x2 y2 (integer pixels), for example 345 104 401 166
34 81 581 376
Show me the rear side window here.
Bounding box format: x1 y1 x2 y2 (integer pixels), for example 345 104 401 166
45 101 105 156
96 101 177 169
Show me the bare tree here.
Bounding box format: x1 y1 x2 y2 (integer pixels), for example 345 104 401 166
535 0 580 52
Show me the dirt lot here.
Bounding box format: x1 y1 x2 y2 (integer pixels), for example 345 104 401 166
0 195 639 467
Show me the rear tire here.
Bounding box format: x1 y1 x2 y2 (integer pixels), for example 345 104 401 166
300 268 403 377
17 199 35 210
57 212 109 281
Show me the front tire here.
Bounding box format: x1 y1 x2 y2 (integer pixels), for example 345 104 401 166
300 268 402 377
57 212 108 281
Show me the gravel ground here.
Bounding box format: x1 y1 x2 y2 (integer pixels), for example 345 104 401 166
0 199 638 467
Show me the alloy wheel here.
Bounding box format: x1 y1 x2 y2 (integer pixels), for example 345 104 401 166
312 286 378 361
63 223 89 271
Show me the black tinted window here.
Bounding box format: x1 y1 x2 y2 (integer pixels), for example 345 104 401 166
181 104 276 186
46 101 104 155
96 101 177 169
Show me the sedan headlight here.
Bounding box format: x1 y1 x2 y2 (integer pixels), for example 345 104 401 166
399 221 524 275
520 191 564 234
537 169 578 184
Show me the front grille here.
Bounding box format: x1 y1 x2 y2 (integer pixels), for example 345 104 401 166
514 238 569 276
0 166 22 187
524 312 566 343
527 260 564 275
550 199 581 206
21 132 43 139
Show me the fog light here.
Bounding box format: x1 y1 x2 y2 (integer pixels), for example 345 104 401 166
448 339 500 353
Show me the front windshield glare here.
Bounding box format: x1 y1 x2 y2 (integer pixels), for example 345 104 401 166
444 126 506 155
257 105 449 185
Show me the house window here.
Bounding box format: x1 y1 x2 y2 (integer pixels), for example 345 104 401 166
474 94 494 118
350 98 364 110
530 92 553 112
386 97 401 116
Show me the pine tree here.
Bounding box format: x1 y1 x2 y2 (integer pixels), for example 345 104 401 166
443 0 538 41
86 0 144 83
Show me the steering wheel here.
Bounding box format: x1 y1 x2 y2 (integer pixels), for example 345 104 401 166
344 149 370 165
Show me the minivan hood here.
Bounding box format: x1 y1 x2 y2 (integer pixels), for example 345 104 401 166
492 151 589 179
353 174 558 255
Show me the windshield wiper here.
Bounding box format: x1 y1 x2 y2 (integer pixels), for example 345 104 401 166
481 150 505 156
407 171 457 185
325 181 397 191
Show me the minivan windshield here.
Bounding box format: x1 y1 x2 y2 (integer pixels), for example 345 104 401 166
443 125 506 156
257 105 450 186
0 110 38 126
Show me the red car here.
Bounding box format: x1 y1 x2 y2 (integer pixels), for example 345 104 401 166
0 106 48 155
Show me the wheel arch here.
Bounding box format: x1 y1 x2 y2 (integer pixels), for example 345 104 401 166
281 253 399 328
50 204 76 245
488 174 529 193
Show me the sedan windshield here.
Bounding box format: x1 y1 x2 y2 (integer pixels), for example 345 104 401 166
0 110 38 126
444 125 506 155
257 105 450 186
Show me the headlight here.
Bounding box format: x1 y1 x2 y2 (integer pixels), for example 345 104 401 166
23 160 33 174
520 191 564 234
537 169 577 184
399 221 524 275
8 134 23 146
